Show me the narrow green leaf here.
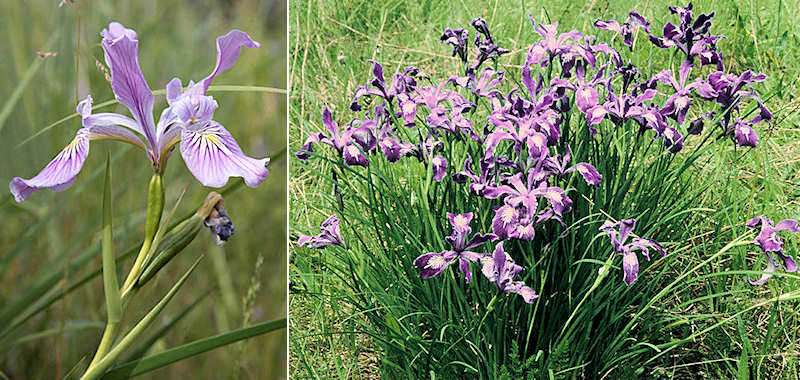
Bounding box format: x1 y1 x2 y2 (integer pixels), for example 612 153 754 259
101 318 286 379
102 154 122 325
79 257 204 380
122 287 214 363
14 321 105 345
0 31 58 132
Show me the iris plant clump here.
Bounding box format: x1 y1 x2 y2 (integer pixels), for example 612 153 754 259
299 4 772 287
295 3 783 376
9 22 270 379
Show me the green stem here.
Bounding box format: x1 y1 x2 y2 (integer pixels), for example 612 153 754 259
120 174 164 296
79 257 203 380
87 156 123 368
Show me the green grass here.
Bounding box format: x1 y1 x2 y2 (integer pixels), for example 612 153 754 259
289 0 800 378
0 0 287 378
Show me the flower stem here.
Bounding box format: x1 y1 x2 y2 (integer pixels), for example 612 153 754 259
120 173 164 296
87 155 122 368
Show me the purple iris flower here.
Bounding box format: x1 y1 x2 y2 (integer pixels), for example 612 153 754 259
733 118 759 147
453 156 499 197
600 219 666 285
745 216 799 286
479 242 537 303
486 171 571 240
573 163 602 186
594 10 651 49
298 214 346 249
379 136 416 163
648 3 724 63
651 60 704 126
470 18 510 69
414 212 496 282
350 61 419 112
296 107 370 167
541 147 602 187
11 23 267 202
550 63 608 115
525 17 584 67
441 28 469 62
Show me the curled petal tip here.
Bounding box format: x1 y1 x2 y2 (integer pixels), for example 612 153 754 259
102 22 138 43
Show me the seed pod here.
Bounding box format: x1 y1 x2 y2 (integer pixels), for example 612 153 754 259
202 193 234 246
136 192 229 286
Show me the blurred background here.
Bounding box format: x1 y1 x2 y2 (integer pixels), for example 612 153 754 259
0 0 286 379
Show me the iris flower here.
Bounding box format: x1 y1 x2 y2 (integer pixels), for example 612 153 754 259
600 219 666 285
298 214 346 249
594 10 651 49
479 242 537 303
413 212 495 282
746 216 799 286
10 22 268 202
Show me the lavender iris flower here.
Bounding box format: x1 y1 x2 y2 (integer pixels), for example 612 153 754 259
298 214 346 249
600 219 666 285
745 216 799 286
651 60 704 126
479 242 537 303
440 28 469 62
594 10 651 49
413 212 496 282
11 23 268 202
296 107 370 167
487 172 571 240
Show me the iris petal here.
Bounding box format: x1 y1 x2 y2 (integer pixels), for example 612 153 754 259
179 121 269 188
198 30 260 93
101 22 157 150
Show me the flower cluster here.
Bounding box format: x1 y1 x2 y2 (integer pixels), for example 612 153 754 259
593 4 772 148
745 216 798 285
296 4 772 296
10 23 269 202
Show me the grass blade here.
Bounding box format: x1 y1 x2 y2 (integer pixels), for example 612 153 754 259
100 318 287 380
79 257 204 380
87 154 123 368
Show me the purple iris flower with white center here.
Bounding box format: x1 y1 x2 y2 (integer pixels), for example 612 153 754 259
486 172 571 240
525 17 583 68
733 118 759 147
745 216 799 286
602 86 659 127
479 242 537 303
573 163 602 186
10 23 268 201
298 214 346 249
600 219 666 285
551 63 608 116
414 212 495 282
